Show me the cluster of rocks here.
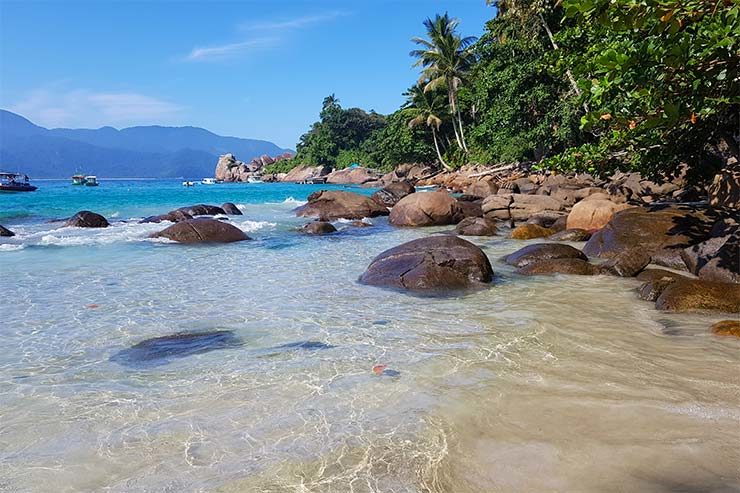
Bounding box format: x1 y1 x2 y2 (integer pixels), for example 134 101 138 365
257 162 436 185
215 152 293 182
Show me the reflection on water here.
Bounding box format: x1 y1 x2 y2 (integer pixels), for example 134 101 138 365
0 183 738 492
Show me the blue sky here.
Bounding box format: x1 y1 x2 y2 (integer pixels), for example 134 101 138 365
0 0 494 149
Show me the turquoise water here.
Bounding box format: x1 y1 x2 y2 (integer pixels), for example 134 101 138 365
1 180 738 492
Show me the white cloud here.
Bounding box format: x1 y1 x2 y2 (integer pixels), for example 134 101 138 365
184 11 346 63
185 37 278 62
7 88 183 128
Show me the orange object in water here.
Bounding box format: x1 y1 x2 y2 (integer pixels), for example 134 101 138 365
86 304 99 309
372 364 387 375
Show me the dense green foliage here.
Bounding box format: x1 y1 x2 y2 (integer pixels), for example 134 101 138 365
281 1 738 178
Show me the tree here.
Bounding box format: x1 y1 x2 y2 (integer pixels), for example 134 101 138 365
411 13 477 153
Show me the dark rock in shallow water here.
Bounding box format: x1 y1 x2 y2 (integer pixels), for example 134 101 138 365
273 341 334 351
221 202 243 215
454 216 498 236
599 248 651 277
655 279 740 313
152 218 249 243
139 210 193 224
65 211 109 228
360 235 493 291
547 228 591 242
504 243 587 268
0 224 15 237
111 330 242 367
177 204 227 216
371 181 415 207
301 221 337 235
515 258 600 276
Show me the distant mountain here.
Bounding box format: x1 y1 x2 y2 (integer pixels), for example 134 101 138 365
0 110 291 178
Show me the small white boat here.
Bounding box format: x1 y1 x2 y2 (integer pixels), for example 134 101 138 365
182 181 195 187
71 174 86 185
201 178 216 185
84 175 99 187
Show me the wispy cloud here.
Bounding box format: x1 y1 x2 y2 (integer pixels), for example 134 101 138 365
185 37 278 62
184 11 346 63
7 88 184 128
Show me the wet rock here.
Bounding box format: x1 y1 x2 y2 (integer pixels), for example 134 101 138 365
389 190 461 227
294 190 389 221
635 269 691 283
583 205 718 269
600 248 652 277
301 221 337 235
152 218 250 243
515 258 600 276
371 181 415 207
272 340 335 351
65 211 110 228
637 278 679 301
566 199 632 230
454 216 498 236
110 330 242 367
680 220 739 284
710 320 740 338
221 202 243 215
350 220 372 228
655 279 740 313
504 243 588 268
359 235 493 291
177 204 227 216
511 224 554 240
0 224 15 237
140 210 193 224
548 228 592 242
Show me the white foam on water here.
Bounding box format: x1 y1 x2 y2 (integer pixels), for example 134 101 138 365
233 219 277 232
0 243 25 252
110 211 120 218
27 222 163 247
281 196 307 206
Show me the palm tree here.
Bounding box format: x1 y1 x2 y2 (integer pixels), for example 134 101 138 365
404 84 452 170
411 13 477 153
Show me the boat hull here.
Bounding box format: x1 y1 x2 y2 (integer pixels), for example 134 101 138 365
0 184 37 192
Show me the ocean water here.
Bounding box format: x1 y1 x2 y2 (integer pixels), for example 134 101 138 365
1 180 738 492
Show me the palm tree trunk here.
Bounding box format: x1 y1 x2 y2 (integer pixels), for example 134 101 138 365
432 127 452 171
447 83 465 151
456 105 469 153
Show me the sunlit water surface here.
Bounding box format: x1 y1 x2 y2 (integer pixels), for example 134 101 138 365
1 180 738 492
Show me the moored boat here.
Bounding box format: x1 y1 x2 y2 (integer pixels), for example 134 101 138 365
0 172 37 192
72 174 86 185
84 175 99 186
201 177 216 185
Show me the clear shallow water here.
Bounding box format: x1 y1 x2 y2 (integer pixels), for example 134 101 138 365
1 181 738 492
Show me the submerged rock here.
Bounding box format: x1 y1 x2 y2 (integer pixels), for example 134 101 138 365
294 190 389 221
454 216 498 236
510 223 554 240
0 224 15 237
389 190 461 227
65 211 109 228
301 221 337 235
655 279 740 313
221 202 243 215
504 243 587 268
515 258 600 276
152 218 250 243
110 330 242 366
371 181 415 207
600 248 652 277
710 320 740 338
359 235 493 291
548 228 592 242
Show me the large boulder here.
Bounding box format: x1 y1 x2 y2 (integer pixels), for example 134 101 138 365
583 205 718 269
65 211 109 228
680 220 739 284
281 164 331 183
359 236 493 291
371 181 415 207
566 199 633 230
516 258 600 276
548 228 592 242
152 218 249 244
655 279 740 313
482 193 565 222
707 159 739 209
326 167 380 185
504 243 587 268
300 221 337 235
635 269 692 301
465 179 499 198
0 224 15 237
511 224 554 240
454 217 498 236
599 248 652 277
389 190 461 227
139 210 193 224
177 204 226 216
215 153 248 182
294 190 389 221
221 203 243 215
